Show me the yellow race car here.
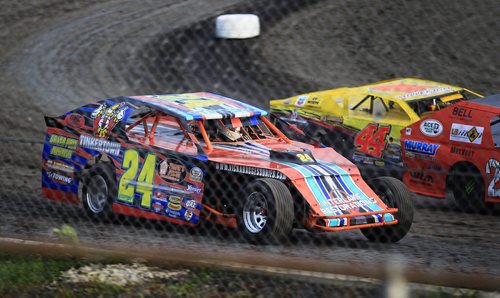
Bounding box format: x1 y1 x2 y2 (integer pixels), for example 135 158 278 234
269 78 482 176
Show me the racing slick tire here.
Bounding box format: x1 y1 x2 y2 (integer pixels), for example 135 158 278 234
237 178 294 244
82 162 116 221
361 177 414 243
448 163 487 213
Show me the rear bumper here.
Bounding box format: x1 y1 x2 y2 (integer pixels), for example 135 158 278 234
307 208 399 232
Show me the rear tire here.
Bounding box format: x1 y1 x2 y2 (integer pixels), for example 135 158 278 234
82 162 116 221
361 177 414 243
449 164 487 213
237 178 294 244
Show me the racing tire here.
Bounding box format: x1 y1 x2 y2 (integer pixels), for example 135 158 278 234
237 178 294 244
448 164 487 213
361 177 414 243
82 162 116 222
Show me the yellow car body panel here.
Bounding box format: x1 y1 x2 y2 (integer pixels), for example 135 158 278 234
270 78 480 171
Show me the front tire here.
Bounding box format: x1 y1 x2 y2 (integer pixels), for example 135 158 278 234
237 178 294 244
82 162 116 221
361 177 414 243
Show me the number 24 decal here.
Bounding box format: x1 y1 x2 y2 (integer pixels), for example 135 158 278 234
355 124 391 158
297 153 315 163
118 150 156 208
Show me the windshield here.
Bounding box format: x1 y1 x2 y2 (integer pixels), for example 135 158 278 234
406 90 482 118
407 94 462 117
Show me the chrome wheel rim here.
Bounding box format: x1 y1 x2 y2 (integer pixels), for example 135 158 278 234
243 192 268 233
86 175 108 214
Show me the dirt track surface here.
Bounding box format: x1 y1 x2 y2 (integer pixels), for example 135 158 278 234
0 0 499 284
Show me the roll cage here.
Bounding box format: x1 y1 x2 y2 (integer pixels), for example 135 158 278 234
125 110 291 155
349 89 483 119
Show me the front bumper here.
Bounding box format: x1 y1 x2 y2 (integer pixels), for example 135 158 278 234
307 208 399 232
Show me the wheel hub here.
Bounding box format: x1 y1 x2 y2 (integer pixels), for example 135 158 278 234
243 192 268 233
86 175 108 214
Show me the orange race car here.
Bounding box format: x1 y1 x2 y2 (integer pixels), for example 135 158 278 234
401 93 500 211
42 92 413 243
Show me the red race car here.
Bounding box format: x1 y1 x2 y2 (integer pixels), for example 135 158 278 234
42 92 413 243
401 93 500 211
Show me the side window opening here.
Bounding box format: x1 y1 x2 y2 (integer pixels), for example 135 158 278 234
125 111 188 140
385 100 411 121
490 116 500 147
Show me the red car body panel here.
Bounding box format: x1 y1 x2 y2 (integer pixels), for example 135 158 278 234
401 94 500 203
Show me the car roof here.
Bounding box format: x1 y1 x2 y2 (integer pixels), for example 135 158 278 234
350 78 463 102
469 93 500 109
125 92 267 121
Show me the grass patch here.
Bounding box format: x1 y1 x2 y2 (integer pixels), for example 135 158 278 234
0 253 88 295
0 253 485 297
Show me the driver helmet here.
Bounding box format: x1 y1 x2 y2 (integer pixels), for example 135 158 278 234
215 120 242 141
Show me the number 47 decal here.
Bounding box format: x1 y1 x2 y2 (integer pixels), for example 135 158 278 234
354 123 391 158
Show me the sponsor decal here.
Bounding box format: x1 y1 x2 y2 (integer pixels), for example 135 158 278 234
50 147 73 159
167 195 182 211
449 123 483 144
373 83 431 93
450 146 474 157
186 184 202 194
405 151 415 158
452 107 472 119
404 140 439 156
189 167 203 182
427 164 442 171
91 102 128 139
420 119 443 137
397 86 453 99
409 171 433 185
158 159 186 183
283 99 292 105
65 113 85 128
295 95 308 107
167 210 182 218
152 202 164 212
486 159 500 197
215 163 286 180
79 135 121 155
185 200 197 211
184 210 193 221
49 135 78 150
405 128 412 135
153 191 168 202
321 191 377 214
374 160 385 167
47 160 74 173
47 171 73 184
307 97 321 105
